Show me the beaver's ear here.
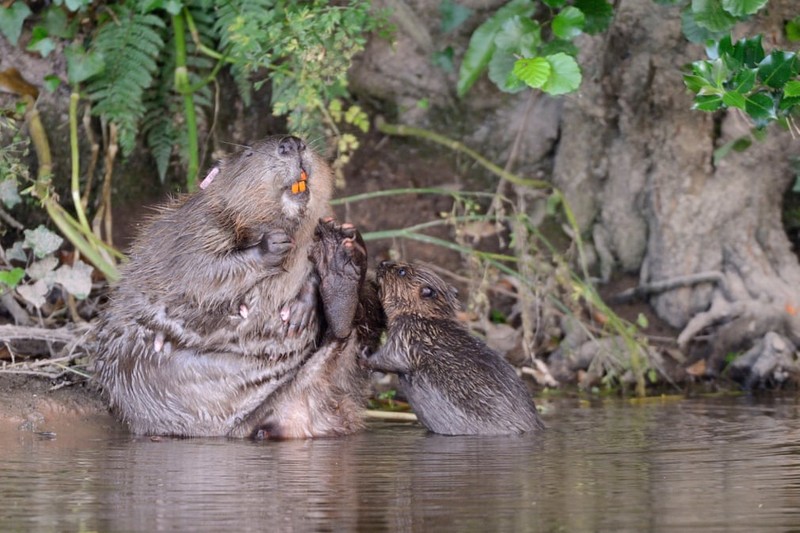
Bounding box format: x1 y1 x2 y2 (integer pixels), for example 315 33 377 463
420 286 437 299
199 163 221 190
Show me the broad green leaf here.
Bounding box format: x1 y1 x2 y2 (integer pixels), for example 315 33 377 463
494 16 540 55
24 225 63 259
0 267 25 290
693 94 724 111
542 0 566 6
552 6 585 40
43 74 62 92
512 56 551 89
757 51 798 89
27 27 56 58
542 52 582 95
683 73 712 93
778 94 800 111
43 5 75 38
731 68 756 93
64 0 92 11
574 0 613 35
720 0 767 17
681 7 726 43
691 0 737 33
707 34 733 60
0 1 32 45
440 0 472 33
744 92 775 121
65 43 104 85
730 35 764 68
722 90 746 109
432 48 455 72
538 39 579 57
785 80 800 97
457 0 536 97
787 17 800 42
490 52 528 92
6 241 26 262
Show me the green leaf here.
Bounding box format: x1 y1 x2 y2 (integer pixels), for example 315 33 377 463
693 94 724 111
574 0 613 35
440 0 472 33
681 7 726 43
512 56 551 89
457 0 536 97
24 225 63 259
490 52 528 92
722 90 746 109
757 51 799 89
785 80 800 98
494 16 540 55
744 92 775 121
683 73 711 93
432 47 455 72
691 0 738 33
64 0 92 11
787 17 800 42
542 0 566 6
65 43 105 85
27 27 56 58
0 2 32 45
0 267 25 290
730 35 764 68
542 52 582 95
552 6 585 40
720 0 767 17
43 74 62 92
731 67 756 93
43 6 75 39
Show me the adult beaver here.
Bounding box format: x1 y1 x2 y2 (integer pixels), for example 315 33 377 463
93 136 382 438
362 261 544 435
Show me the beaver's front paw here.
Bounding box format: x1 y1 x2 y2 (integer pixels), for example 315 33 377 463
310 218 367 339
258 229 294 267
279 275 319 338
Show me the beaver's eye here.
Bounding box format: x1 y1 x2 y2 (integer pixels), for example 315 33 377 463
245 150 254 157
420 286 436 299
397 268 406 277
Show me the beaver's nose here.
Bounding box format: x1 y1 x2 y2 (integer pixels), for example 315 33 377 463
278 136 306 157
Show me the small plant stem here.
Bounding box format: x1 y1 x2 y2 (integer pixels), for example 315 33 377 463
331 187 500 206
375 118 551 189
173 12 199 190
69 92 90 231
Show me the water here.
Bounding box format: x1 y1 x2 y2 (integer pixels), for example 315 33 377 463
2 395 799 532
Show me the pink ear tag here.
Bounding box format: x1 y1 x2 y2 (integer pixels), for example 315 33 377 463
199 166 219 190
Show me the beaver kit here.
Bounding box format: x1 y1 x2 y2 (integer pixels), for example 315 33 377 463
93 136 382 438
362 261 544 436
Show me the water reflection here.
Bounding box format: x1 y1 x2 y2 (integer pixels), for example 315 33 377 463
1 396 799 532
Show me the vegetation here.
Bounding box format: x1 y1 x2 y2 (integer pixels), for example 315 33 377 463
0 0 798 394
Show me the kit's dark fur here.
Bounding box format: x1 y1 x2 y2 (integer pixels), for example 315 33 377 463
362 261 544 435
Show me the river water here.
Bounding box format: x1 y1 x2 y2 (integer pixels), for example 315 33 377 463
1 395 799 532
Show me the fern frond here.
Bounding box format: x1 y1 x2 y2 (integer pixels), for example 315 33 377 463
85 6 166 156
213 0 275 105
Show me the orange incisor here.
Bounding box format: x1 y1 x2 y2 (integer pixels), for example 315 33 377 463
291 170 308 194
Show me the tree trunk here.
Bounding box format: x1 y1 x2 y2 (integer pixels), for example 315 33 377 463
553 0 800 384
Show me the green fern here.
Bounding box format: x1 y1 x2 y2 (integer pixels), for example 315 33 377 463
85 6 166 156
143 5 214 183
214 0 275 106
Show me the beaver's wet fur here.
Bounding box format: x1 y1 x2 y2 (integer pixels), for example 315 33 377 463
93 136 382 438
362 261 544 436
